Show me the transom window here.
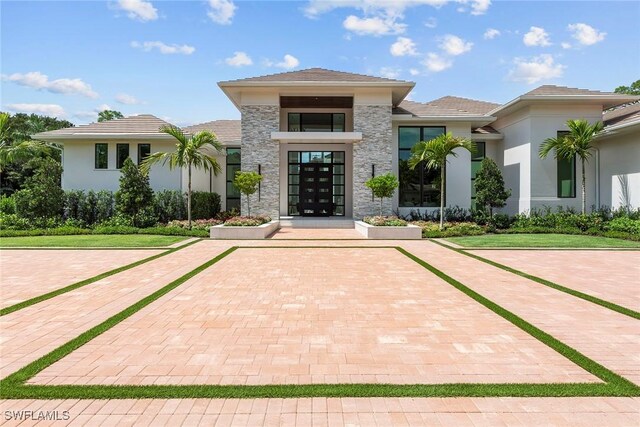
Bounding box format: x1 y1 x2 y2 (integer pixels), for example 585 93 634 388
288 113 345 132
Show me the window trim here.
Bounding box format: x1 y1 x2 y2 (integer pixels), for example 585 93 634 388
137 143 150 166
94 143 108 170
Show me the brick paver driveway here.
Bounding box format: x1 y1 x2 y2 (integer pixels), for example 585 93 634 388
1 238 638 426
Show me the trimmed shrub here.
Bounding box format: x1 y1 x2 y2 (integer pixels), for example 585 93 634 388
224 216 271 226
412 221 485 238
363 216 407 226
0 195 16 215
14 158 64 221
191 192 221 220
154 190 186 223
95 190 115 223
115 158 156 227
606 217 640 234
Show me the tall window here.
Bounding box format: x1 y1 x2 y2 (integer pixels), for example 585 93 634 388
95 143 108 169
399 126 446 207
116 143 129 169
556 131 576 198
288 113 345 132
471 142 486 209
137 144 150 166
226 148 241 211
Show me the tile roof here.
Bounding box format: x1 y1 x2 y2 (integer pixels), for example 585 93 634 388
35 115 174 137
394 96 499 117
603 102 640 128
219 67 412 84
524 85 619 96
182 119 241 143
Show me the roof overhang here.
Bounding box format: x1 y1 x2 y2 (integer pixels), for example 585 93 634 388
597 118 640 140
219 81 415 110
392 115 497 127
271 131 362 143
33 133 177 142
489 95 640 117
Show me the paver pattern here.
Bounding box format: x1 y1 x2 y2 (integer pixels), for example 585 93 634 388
467 249 640 311
0 249 162 309
269 228 364 239
404 241 640 384
0 241 233 378
0 397 638 426
32 247 596 386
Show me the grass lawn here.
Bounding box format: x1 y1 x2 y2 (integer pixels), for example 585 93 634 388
445 233 640 248
0 234 187 248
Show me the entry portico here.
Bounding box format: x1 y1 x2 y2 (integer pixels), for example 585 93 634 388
218 68 415 219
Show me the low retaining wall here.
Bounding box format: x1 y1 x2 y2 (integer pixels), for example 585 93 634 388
355 221 422 240
210 220 280 240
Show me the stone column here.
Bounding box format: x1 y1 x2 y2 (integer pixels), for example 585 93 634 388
352 105 393 219
240 105 280 219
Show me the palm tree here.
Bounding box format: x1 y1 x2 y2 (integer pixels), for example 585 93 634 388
408 132 476 230
539 119 603 214
0 112 50 172
141 125 223 227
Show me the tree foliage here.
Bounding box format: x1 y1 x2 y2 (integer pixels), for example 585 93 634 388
474 158 511 217
13 157 64 221
614 80 640 95
365 173 399 216
408 132 476 230
233 171 262 217
115 158 155 227
539 119 603 214
97 110 124 122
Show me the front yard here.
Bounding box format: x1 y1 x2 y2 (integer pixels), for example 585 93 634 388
0 234 187 248
445 233 640 248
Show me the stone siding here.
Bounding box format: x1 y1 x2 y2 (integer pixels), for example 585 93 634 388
240 105 280 218
352 105 393 219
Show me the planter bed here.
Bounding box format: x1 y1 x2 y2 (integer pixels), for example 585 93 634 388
210 220 280 240
355 221 422 240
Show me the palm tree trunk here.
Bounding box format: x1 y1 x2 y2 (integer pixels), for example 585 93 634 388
439 165 445 230
187 164 192 228
581 158 586 215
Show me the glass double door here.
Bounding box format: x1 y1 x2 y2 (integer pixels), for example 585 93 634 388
299 163 333 216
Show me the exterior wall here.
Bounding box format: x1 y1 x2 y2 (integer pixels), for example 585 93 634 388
353 104 393 219
597 130 640 210
240 105 280 218
62 140 180 192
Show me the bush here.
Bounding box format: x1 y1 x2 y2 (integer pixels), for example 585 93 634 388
168 218 222 231
115 158 155 227
363 216 407 226
403 206 473 222
216 208 240 221
0 195 16 215
606 217 640 234
139 226 209 237
14 157 64 221
411 220 485 238
0 213 31 230
490 213 512 230
154 190 186 223
95 190 115 223
224 216 271 226
191 192 221 220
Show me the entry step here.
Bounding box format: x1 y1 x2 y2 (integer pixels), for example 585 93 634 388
279 217 355 229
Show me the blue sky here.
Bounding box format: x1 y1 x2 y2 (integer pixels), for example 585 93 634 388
1 0 638 126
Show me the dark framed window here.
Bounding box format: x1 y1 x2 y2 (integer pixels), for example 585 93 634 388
95 143 108 169
116 143 129 169
471 142 486 208
287 151 345 216
288 113 345 132
226 148 241 211
137 144 150 166
556 131 576 198
399 126 446 207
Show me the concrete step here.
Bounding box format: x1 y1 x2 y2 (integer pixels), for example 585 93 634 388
279 216 355 229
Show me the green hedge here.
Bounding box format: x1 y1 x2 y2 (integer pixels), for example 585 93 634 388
0 226 207 238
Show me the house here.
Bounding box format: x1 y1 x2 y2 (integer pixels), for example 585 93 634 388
34 68 640 221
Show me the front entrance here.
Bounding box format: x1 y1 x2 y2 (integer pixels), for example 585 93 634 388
299 163 333 216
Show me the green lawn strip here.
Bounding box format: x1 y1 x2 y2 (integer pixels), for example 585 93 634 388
0 234 187 248
2 245 637 399
397 247 639 396
445 234 640 248
430 240 640 320
0 239 202 317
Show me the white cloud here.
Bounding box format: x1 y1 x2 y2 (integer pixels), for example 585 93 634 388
561 42 572 49
508 54 565 84
568 23 606 46
131 41 195 55
409 68 420 76
469 0 491 15
115 93 141 105
225 51 253 67
116 0 158 22
97 104 112 111
439 34 473 56
275 54 300 70
390 37 418 56
483 28 500 40
207 0 236 25
523 26 551 47
343 15 406 36
424 17 437 28
423 52 453 72
6 103 66 117
379 67 401 79
304 0 491 19
2 71 98 98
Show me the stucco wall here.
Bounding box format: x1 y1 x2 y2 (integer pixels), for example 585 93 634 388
597 131 640 210
62 140 181 192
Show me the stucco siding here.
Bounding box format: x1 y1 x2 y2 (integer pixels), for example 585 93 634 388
597 131 640 210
